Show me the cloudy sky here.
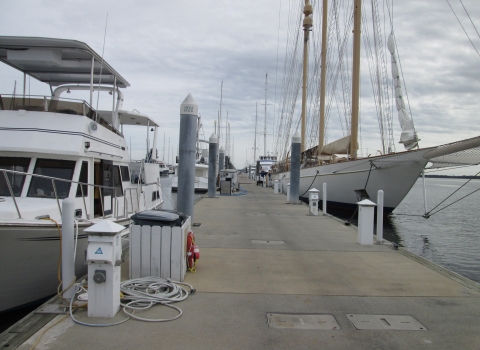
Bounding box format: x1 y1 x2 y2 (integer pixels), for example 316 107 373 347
1 0 480 174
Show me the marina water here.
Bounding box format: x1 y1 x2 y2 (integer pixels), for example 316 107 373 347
387 177 480 284
336 177 480 284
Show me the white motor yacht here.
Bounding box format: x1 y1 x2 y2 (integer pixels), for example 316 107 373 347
0 36 164 312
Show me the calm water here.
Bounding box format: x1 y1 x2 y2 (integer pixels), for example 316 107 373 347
337 177 480 284
386 177 480 284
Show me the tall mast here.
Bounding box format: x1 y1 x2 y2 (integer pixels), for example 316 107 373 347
226 111 229 156
264 73 268 156
319 0 328 151
254 102 258 163
350 0 362 159
301 1 313 153
219 81 223 149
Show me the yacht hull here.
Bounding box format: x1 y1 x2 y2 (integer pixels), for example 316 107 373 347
277 149 430 214
0 218 130 312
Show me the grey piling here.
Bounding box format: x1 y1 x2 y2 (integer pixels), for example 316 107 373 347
376 190 384 244
208 133 218 198
61 198 75 301
256 161 260 181
177 93 198 220
219 146 225 172
289 131 301 204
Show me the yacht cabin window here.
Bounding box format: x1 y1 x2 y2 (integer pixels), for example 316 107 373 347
28 159 76 199
120 165 130 182
0 157 30 197
112 165 123 197
76 161 88 197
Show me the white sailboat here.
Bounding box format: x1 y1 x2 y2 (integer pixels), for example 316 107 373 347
273 0 480 214
0 36 164 312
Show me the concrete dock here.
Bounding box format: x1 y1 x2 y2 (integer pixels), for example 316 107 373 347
6 175 480 349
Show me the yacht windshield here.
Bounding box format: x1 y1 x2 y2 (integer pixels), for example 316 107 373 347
0 157 31 197
28 159 75 199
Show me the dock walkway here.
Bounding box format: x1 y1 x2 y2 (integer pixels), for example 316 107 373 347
11 175 480 349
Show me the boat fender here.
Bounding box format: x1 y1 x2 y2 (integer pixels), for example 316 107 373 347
187 231 200 272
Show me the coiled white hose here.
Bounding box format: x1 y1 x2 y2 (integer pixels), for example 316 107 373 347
120 277 195 322
70 276 195 326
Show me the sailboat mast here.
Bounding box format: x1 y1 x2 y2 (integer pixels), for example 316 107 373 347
301 1 313 153
319 0 328 151
219 81 223 149
264 73 268 156
350 0 362 159
254 102 258 164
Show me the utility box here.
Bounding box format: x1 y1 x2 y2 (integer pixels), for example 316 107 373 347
85 220 125 318
129 209 190 281
220 180 232 195
308 188 320 216
357 199 376 245
274 180 280 194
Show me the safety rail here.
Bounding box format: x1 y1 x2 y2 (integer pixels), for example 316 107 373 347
0 168 138 220
124 187 141 215
0 94 123 137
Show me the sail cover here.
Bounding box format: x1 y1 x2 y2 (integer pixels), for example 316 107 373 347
320 135 351 155
388 33 418 150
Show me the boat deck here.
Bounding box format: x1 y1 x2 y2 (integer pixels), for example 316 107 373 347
4 174 480 349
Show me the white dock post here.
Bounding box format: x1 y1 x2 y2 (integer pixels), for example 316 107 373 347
61 198 75 301
357 199 376 245
376 190 384 244
287 183 290 202
322 182 327 215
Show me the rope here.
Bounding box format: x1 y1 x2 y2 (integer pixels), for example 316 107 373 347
364 163 373 190
446 0 480 60
300 170 319 197
424 170 480 218
426 187 480 218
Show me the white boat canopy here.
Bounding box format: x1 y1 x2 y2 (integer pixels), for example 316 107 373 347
98 110 159 127
0 36 129 87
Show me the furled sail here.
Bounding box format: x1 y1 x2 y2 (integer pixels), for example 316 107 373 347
320 135 351 155
388 33 419 150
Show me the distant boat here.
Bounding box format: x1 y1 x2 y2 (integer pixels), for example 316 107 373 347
273 1 480 214
0 36 164 312
157 160 169 177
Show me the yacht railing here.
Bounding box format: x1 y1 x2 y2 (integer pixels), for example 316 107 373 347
0 168 140 220
0 94 123 137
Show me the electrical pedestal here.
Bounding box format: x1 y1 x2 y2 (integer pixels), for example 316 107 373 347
308 188 320 216
85 220 125 318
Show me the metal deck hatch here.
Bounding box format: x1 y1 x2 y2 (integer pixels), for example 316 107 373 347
251 240 286 244
347 314 427 331
266 313 341 330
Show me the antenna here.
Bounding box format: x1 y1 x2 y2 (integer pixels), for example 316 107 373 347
95 12 109 122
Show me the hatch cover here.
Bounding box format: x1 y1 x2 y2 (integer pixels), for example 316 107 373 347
251 240 285 244
347 314 427 331
266 313 340 330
